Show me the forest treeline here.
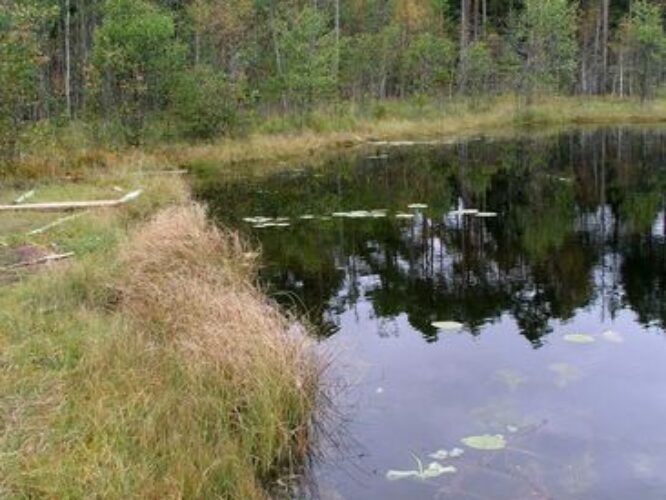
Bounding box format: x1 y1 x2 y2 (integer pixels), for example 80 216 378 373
1 0 665 153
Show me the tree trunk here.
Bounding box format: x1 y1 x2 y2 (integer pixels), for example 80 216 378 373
65 0 71 117
334 0 340 80
601 0 609 93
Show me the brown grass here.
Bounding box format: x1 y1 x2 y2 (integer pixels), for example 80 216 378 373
119 204 321 493
0 198 322 498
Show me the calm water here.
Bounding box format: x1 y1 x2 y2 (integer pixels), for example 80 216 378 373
198 128 666 500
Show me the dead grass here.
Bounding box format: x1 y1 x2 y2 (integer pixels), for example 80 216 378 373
0 173 322 497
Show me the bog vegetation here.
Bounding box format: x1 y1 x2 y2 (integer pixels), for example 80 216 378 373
0 174 321 497
1 0 665 163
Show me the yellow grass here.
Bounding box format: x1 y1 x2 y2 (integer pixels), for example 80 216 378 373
0 176 321 498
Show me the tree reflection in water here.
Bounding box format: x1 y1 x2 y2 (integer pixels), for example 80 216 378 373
199 128 666 346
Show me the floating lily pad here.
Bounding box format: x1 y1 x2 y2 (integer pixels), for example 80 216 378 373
563 334 595 344
429 449 449 460
244 216 274 224
450 209 479 216
602 330 624 343
461 434 507 451
429 447 465 460
432 321 464 330
386 462 457 481
386 470 419 481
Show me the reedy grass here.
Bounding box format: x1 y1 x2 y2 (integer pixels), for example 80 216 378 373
0 175 321 498
6 95 666 182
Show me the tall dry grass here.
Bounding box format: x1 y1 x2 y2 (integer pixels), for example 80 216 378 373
0 201 322 499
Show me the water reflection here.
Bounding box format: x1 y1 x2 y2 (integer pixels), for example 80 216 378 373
199 128 666 346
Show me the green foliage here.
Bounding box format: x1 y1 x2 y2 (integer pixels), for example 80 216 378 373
0 3 54 160
91 0 185 143
169 65 238 139
463 41 495 97
269 6 337 111
623 0 666 101
404 32 456 95
514 0 578 99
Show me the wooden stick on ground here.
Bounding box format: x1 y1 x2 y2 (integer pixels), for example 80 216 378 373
27 212 86 236
0 252 75 271
14 190 36 204
0 190 143 213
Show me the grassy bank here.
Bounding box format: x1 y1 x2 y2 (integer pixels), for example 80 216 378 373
8 95 666 181
0 173 320 497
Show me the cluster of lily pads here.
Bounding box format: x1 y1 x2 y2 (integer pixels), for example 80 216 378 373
241 216 291 228
242 203 500 229
386 434 508 481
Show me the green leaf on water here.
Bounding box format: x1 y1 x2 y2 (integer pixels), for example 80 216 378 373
461 434 507 450
602 330 624 343
432 321 464 330
563 334 595 344
429 449 449 460
386 470 419 480
421 462 456 478
386 462 457 481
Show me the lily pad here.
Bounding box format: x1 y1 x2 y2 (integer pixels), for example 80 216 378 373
602 330 624 343
461 434 507 451
429 449 449 460
450 209 479 216
386 462 457 481
563 334 595 344
432 321 464 330
429 447 465 460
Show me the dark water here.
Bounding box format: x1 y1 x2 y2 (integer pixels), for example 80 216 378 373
198 128 666 500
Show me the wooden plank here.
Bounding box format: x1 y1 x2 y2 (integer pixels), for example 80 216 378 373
0 252 75 271
0 190 143 213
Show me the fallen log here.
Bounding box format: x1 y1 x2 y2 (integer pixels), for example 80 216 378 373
0 190 142 213
0 252 75 271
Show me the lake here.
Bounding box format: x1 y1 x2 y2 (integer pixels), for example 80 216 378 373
197 128 666 500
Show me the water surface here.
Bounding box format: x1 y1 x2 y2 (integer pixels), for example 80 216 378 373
198 128 666 500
